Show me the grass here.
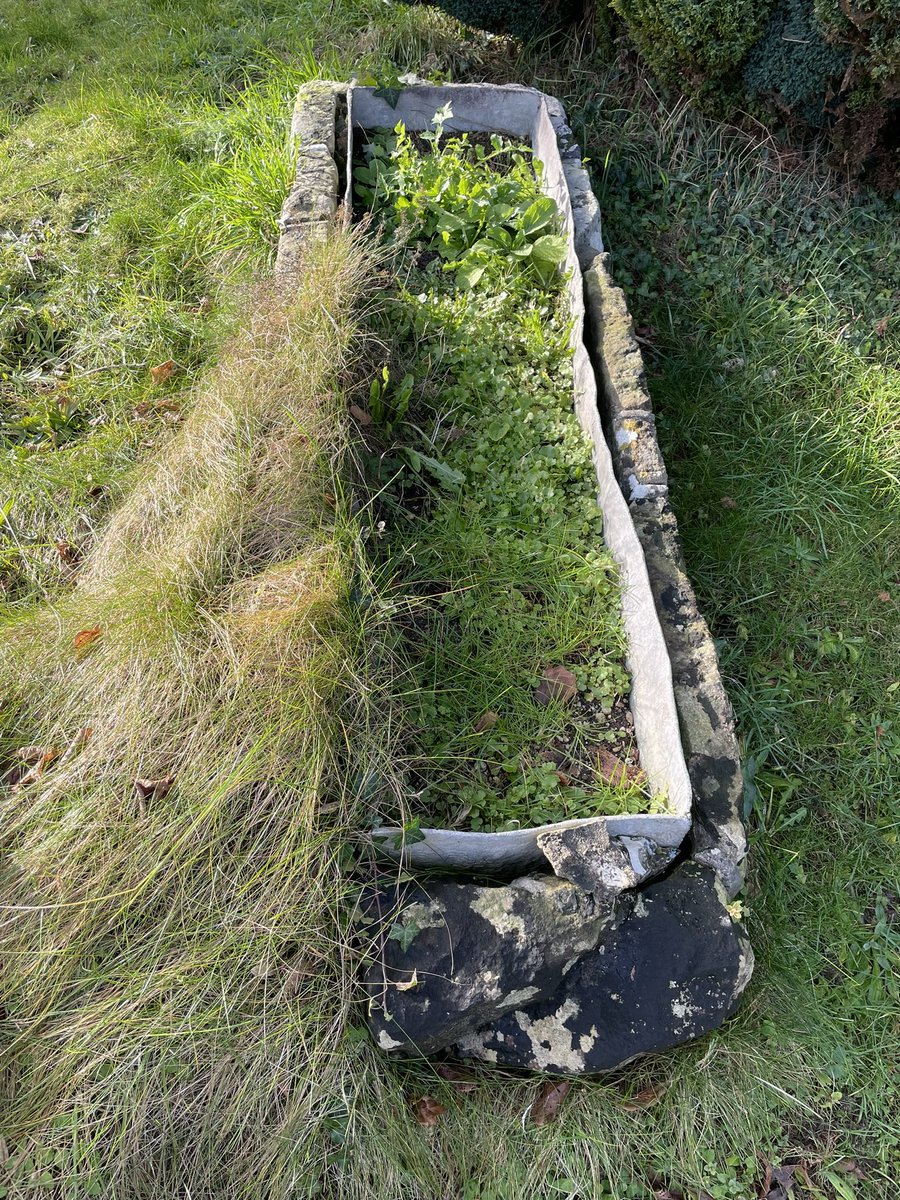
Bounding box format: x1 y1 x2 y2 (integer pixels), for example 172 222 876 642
0 3 898 1198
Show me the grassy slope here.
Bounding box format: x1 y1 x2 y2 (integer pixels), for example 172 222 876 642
0 3 898 1198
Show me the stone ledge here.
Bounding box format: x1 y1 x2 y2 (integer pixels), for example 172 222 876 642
276 83 347 272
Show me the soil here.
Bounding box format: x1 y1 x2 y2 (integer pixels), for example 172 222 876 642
542 690 645 791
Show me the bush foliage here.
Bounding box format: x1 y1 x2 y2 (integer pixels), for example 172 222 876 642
604 0 898 181
742 0 850 126
609 0 769 87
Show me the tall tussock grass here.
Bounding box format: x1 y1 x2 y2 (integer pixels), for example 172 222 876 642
0 229 374 1197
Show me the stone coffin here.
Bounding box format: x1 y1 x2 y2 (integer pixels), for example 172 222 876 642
279 82 751 1072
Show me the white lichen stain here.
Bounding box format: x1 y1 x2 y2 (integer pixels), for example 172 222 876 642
471 889 527 943
378 1030 404 1051
515 999 585 1072
671 990 701 1028
502 986 539 1009
401 900 445 932
579 1026 599 1054
731 944 755 1002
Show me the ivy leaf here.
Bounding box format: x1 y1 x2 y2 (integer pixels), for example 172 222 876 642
388 917 422 952
373 84 403 109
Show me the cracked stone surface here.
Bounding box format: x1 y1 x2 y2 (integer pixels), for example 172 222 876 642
455 863 753 1072
363 874 625 1056
536 819 641 899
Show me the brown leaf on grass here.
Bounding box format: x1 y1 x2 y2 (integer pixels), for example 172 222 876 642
74 626 101 652
720 495 738 510
764 1164 798 1199
411 1096 446 1126
134 776 174 810
56 540 79 565
877 590 891 602
620 1081 668 1111
653 1190 684 1200
597 747 644 789
874 316 889 337
534 665 577 707
434 1063 477 1093
349 404 373 426
474 711 498 733
834 1159 867 1181
12 747 59 791
16 745 54 765
150 360 176 386
135 396 181 419
530 1079 571 1126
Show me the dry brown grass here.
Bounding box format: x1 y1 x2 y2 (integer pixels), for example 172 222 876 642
0 227 376 1197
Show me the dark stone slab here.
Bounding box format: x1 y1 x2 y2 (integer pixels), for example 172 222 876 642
630 496 747 895
455 863 753 1073
363 874 620 1056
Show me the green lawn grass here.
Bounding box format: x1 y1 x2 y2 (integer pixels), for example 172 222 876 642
1 4 898 1198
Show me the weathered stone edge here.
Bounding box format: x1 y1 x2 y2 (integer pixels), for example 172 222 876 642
275 83 348 272
281 80 748 897
540 91 747 896
581 256 747 897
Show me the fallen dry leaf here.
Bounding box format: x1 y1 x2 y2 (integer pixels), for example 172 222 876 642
395 969 419 992
16 745 53 765
834 1159 867 1181
411 1096 446 1127
765 1164 798 1200
12 747 59 791
530 1079 571 1126
597 747 643 789
874 316 889 337
620 1081 667 1111
534 665 577 707
474 711 498 733
134 776 175 811
56 540 79 565
720 496 738 510
434 1063 477 1093
74 626 102 652
349 404 373 426
877 590 891 602
150 360 177 386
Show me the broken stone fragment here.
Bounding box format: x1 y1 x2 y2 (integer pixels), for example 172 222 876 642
363 873 621 1056
454 862 753 1073
536 819 639 900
